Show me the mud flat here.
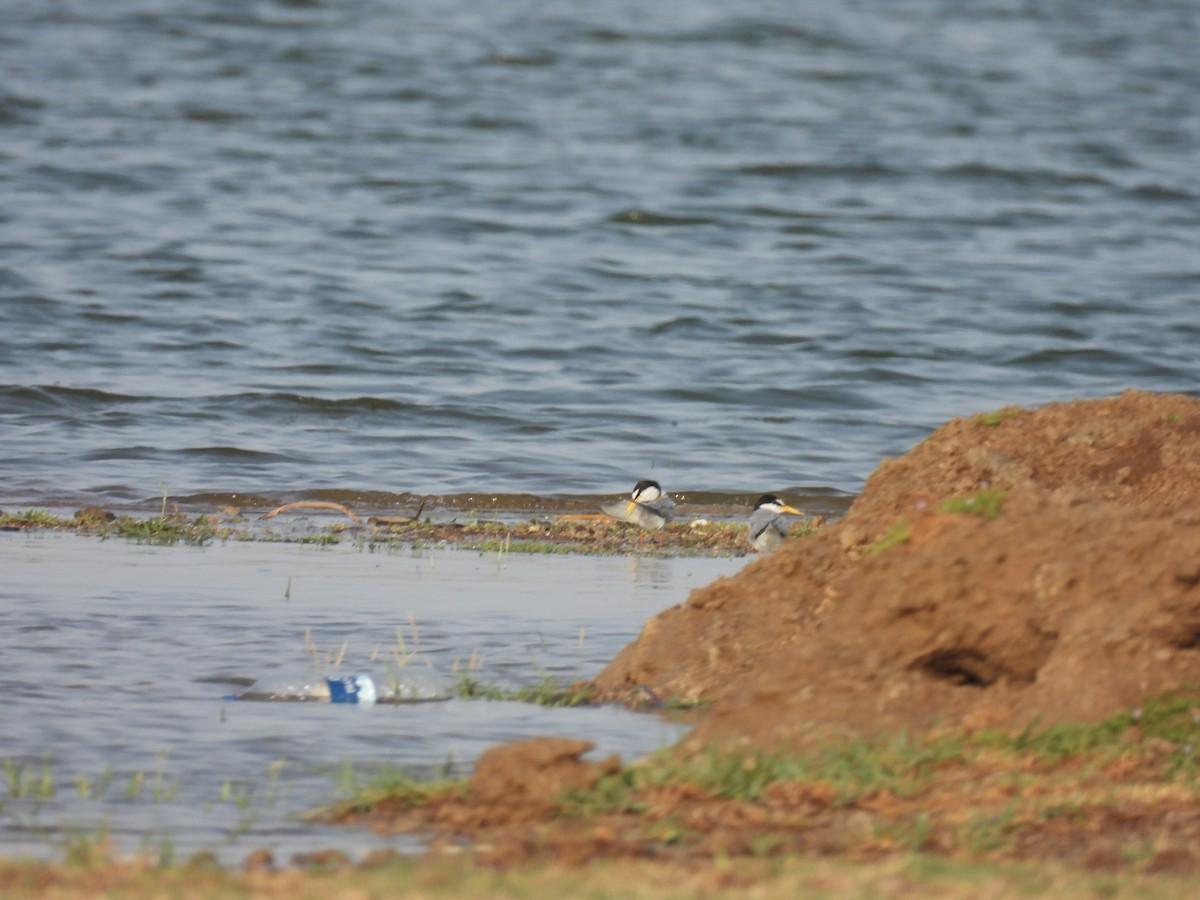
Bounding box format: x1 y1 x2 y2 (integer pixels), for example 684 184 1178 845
321 391 1200 887
6 391 1200 896
597 389 1200 743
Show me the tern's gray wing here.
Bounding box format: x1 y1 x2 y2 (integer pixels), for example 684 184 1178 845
599 500 633 523
748 509 787 550
628 500 671 530
648 495 676 522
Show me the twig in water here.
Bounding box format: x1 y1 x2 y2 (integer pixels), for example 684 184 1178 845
262 501 363 525
368 498 428 527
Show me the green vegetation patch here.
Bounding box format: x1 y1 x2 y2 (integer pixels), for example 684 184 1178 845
0 509 226 546
453 672 597 707
1 506 812 557
974 406 1022 427
865 520 911 556
940 488 1008 520
321 696 1200 864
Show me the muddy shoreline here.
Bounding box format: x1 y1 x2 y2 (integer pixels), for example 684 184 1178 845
320 390 1200 881
4 390 1200 895
0 499 826 558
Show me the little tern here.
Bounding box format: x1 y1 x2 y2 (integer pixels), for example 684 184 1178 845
747 494 803 553
600 479 676 531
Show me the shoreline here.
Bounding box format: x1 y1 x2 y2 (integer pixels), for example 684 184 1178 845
0 502 827 557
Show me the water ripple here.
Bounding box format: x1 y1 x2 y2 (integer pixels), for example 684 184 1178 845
0 0 1197 507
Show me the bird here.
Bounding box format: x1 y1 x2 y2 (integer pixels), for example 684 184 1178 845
600 479 677 531
747 494 803 553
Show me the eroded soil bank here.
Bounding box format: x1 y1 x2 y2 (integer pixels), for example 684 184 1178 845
596 390 1200 746
323 391 1200 882
9 391 1200 893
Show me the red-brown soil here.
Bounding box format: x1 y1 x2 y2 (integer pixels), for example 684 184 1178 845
9 391 1200 893
595 390 1200 747
312 388 1200 883
319 391 1200 878
318 392 1200 880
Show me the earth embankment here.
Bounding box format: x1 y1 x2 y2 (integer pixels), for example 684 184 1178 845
595 391 1200 748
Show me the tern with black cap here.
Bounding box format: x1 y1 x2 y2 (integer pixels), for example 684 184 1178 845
600 479 676 531
748 494 803 553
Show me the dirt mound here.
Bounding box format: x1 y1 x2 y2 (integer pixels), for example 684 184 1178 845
595 391 1200 747
467 738 621 822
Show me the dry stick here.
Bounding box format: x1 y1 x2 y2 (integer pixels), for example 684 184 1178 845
367 498 428 527
261 500 363 525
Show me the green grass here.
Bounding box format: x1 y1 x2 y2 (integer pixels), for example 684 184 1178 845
0 505 782 557
865 520 911 556
452 671 597 707
0 509 225 545
101 514 217 546
1 509 67 528
312 763 463 820
940 488 1008 520
567 734 970 813
294 532 342 546
10 849 1200 899
974 406 1022 427
324 689 1200 826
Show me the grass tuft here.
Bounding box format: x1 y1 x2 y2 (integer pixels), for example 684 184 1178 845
865 521 911 556
452 671 596 707
940 489 1008 520
974 406 1022 427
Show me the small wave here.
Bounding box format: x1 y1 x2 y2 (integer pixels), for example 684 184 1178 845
644 315 731 338
732 161 904 180
217 392 415 414
1124 182 1198 204
484 50 558 67
608 209 718 227
0 91 43 126
1003 346 1154 372
27 163 154 194
0 384 147 412
933 162 1111 190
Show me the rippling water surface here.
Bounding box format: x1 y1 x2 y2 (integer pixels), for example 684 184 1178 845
0 534 733 862
2 0 1199 868
2 0 1196 511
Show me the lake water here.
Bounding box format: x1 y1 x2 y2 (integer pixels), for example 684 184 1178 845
1 0 1198 867
0 533 740 863
1 0 1197 515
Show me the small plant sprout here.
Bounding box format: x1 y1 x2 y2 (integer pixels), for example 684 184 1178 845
392 625 417 669
975 407 1021 427
152 750 177 802
304 628 348 673
266 760 286 805
865 521 911 556
940 488 1008 520
3 758 55 801
127 770 145 800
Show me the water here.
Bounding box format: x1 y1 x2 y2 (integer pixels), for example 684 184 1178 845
1 0 1196 512
1 0 1198 867
0 532 739 863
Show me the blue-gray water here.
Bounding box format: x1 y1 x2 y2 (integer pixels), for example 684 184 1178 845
0 534 734 863
3 0 1197 512
2 0 1199 868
